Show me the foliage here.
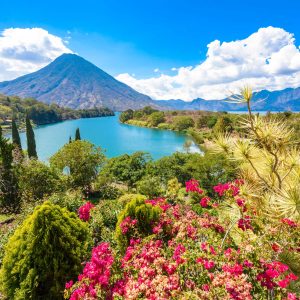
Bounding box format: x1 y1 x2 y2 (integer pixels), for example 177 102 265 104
119 109 133 123
11 119 22 150
148 111 165 127
65 180 300 300
115 197 161 251
0 127 20 213
50 140 105 190
173 116 195 131
75 128 81 140
0 94 114 128
117 193 147 207
0 201 91 300
99 152 151 188
17 159 62 202
213 115 233 133
136 175 165 197
212 86 300 220
48 189 85 213
93 175 124 200
25 116 37 159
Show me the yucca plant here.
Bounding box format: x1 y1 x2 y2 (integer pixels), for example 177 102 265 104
211 86 300 220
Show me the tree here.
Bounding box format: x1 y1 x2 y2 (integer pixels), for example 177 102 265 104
69 136 72 143
119 109 134 123
18 159 62 201
173 116 195 131
50 140 105 190
99 152 151 188
0 201 91 299
11 119 22 150
75 128 81 140
0 126 20 212
213 115 233 133
26 116 37 158
148 111 165 127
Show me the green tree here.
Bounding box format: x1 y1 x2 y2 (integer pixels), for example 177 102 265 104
18 159 62 201
25 116 37 159
174 116 195 131
75 128 81 140
136 175 165 197
119 109 134 123
69 136 72 143
148 111 165 127
213 115 233 133
50 140 105 190
0 126 20 212
99 152 151 188
11 119 22 150
0 201 91 300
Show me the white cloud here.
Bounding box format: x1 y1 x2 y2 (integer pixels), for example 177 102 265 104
0 27 72 81
116 27 300 100
154 68 160 73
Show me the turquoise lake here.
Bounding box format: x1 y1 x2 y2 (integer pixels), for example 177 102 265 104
18 114 200 161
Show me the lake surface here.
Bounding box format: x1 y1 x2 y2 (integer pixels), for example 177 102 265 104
18 114 200 161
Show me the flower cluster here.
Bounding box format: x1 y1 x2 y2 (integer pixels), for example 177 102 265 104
213 180 243 197
185 178 203 194
78 201 94 221
67 242 114 299
257 261 298 290
120 216 138 234
66 179 299 300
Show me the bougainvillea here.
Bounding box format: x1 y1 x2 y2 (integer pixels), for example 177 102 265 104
78 201 95 221
65 179 300 300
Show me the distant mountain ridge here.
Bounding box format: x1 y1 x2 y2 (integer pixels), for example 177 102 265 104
0 53 299 111
155 87 300 111
0 54 157 111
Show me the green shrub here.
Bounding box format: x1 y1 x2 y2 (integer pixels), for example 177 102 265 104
173 116 195 131
136 175 165 198
157 122 171 130
90 200 123 246
0 201 91 300
148 111 165 127
48 189 84 212
18 159 62 202
115 197 161 251
93 175 123 200
117 193 147 207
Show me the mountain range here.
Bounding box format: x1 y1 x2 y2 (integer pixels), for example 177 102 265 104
0 53 299 111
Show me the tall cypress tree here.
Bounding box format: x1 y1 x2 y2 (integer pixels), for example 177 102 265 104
75 128 81 140
26 116 37 159
0 125 20 212
11 119 22 150
69 136 72 143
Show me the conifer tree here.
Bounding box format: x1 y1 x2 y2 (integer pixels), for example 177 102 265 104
26 116 37 158
0 125 20 212
75 128 81 140
11 119 22 150
1 201 91 299
69 136 72 143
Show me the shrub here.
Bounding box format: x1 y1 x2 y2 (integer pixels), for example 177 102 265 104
117 193 147 207
0 201 91 300
115 197 161 251
174 116 195 131
148 111 165 127
136 175 165 198
48 189 84 213
18 159 62 202
50 140 105 190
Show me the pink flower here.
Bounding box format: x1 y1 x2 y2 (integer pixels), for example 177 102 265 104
185 179 203 194
236 198 245 207
281 218 298 228
78 201 94 221
200 196 211 208
65 280 73 289
120 216 138 234
173 244 186 265
238 216 253 231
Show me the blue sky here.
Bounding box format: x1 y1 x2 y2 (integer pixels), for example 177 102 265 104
0 0 300 100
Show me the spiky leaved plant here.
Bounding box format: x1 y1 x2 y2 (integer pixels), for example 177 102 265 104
211 86 300 220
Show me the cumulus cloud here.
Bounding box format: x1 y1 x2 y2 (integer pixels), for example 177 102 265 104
0 28 72 81
116 27 300 100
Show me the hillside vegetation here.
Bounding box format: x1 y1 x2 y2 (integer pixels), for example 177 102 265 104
0 94 114 131
120 106 300 144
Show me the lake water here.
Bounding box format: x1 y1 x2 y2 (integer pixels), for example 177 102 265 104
18 114 200 161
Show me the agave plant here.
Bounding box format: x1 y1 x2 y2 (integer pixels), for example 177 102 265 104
211 86 300 220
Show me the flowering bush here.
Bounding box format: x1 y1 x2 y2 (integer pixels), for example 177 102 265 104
78 201 95 221
65 179 300 299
